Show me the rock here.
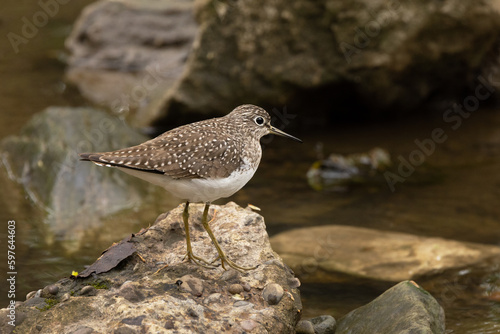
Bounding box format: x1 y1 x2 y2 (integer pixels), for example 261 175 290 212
270 225 500 283
158 0 500 122
42 285 59 297
203 293 222 305
67 1 500 125
262 283 284 305
0 107 156 249
310 315 337 334
12 202 301 333
118 282 145 303
295 320 315 334
23 297 47 309
240 319 260 331
26 291 37 300
60 293 71 303
80 286 97 296
65 0 196 127
178 275 204 297
228 283 244 295
336 281 445 334
307 147 391 191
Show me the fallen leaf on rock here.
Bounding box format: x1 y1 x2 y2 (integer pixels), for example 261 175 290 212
78 238 136 278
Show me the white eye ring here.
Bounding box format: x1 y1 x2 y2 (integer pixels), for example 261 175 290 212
254 116 265 126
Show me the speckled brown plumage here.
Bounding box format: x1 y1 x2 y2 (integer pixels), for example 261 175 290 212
79 104 301 271
80 105 272 180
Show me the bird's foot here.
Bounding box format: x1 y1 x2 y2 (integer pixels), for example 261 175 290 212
183 251 217 269
218 254 257 272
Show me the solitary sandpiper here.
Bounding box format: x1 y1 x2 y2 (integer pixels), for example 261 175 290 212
79 104 301 271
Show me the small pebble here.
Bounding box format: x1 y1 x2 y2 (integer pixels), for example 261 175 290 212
288 277 301 289
61 293 71 302
26 291 37 300
80 286 97 296
262 283 284 305
34 289 42 298
203 293 222 305
178 275 204 297
228 284 243 295
220 269 239 281
310 315 337 334
118 282 145 302
187 308 199 318
240 319 259 331
242 282 251 292
44 284 59 295
233 300 251 307
295 320 315 334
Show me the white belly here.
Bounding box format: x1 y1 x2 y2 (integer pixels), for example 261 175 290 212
116 166 257 203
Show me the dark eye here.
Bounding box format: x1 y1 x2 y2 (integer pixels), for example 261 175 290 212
254 116 264 126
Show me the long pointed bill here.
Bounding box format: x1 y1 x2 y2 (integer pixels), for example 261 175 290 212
269 125 302 143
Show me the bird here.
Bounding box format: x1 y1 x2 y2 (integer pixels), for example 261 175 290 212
79 104 302 271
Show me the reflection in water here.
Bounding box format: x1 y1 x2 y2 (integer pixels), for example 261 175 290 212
1 2 500 333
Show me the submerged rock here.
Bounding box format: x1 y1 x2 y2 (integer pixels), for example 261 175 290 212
336 281 445 334
6 202 302 333
270 225 500 283
307 147 391 191
0 107 154 244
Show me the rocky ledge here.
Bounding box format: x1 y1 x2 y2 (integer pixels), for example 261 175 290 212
3 203 302 333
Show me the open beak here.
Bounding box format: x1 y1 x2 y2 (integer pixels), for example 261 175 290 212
269 125 302 143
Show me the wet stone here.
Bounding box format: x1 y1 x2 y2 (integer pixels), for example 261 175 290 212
43 285 59 296
262 283 284 305
310 315 337 334
295 320 315 334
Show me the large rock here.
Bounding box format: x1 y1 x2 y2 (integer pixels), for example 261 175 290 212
3 203 302 333
0 107 157 246
65 0 196 126
270 225 500 283
336 280 445 334
65 0 500 125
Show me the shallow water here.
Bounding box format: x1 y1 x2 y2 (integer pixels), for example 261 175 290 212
1 2 500 333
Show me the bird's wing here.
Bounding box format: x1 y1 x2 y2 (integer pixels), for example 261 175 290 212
79 125 242 179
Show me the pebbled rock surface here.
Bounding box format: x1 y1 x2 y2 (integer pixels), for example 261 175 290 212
6 202 302 333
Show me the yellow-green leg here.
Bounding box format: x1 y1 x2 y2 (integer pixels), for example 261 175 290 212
201 202 257 271
183 201 216 268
